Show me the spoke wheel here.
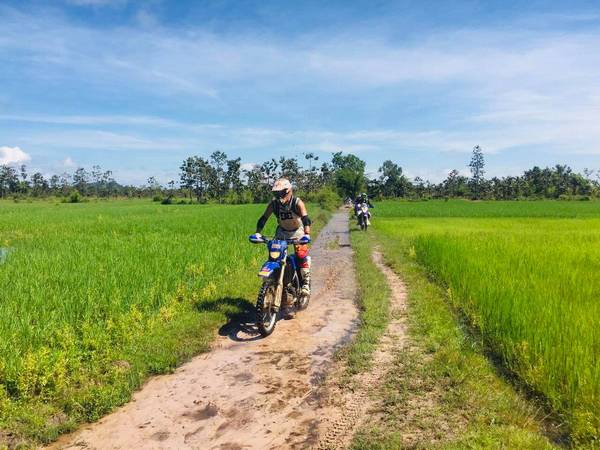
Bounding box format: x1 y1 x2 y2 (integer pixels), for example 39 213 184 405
256 282 277 337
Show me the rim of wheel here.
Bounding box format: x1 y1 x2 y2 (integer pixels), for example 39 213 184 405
261 288 277 331
261 307 276 330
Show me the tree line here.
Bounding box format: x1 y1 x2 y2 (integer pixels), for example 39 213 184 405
367 146 597 201
1 146 598 202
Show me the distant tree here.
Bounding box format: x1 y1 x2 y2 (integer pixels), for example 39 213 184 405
244 164 268 202
261 159 279 187
225 157 243 194
166 180 176 200
89 165 102 196
378 160 410 198
0 165 19 197
209 151 228 202
179 156 213 202
17 164 30 194
444 169 469 198
180 157 197 200
413 176 426 198
468 145 485 199
147 176 161 197
2 149 598 203
302 152 320 193
319 161 335 188
19 164 27 182
331 152 366 198
49 174 61 195
73 167 89 196
278 156 301 181
304 152 319 171
59 172 72 196
100 170 114 197
31 172 48 197
366 177 382 199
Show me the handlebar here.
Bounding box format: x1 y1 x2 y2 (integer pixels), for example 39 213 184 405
253 237 299 244
249 234 310 245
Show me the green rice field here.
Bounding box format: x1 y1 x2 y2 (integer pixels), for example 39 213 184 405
373 200 600 445
0 200 326 444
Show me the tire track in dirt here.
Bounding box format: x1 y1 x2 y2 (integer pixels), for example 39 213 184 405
313 249 409 450
50 211 359 450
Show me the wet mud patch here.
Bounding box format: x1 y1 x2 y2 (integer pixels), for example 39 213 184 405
150 431 170 441
182 402 219 421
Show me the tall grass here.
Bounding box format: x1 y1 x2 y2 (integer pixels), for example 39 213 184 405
374 200 600 444
377 199 600 218
0 200 327 444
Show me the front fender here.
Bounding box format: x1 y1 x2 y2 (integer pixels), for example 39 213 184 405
258 261 281 279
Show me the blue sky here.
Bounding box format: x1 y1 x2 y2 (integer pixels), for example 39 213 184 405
1 0 600 184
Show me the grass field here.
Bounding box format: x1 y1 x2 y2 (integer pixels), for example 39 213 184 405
349 225 554 449
373 200 600 445
0 200 327 445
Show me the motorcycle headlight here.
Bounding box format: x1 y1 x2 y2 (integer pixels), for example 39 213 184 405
269 251 281 260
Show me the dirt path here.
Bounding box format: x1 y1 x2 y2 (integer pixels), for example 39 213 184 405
312 250 409 450
51 212 359 450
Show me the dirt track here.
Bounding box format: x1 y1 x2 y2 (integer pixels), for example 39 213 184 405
51 211 359 450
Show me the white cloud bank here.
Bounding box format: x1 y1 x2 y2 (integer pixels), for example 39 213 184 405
1 6 600 170
0 146 31 165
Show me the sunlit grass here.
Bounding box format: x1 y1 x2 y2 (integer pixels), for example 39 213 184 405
0 200 327 444
374 200 600 444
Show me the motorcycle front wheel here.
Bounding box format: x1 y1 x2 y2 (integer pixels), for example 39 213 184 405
256 282 278 337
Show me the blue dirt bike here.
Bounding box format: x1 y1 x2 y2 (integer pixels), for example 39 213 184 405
249 234 311 336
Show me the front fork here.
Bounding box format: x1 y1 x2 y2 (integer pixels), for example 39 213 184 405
273 260 287 310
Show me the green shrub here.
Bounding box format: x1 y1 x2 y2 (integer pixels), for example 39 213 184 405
305 186 341 211
63 191 82 203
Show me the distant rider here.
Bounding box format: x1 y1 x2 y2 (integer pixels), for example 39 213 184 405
255 178 312 316
354 192 373 219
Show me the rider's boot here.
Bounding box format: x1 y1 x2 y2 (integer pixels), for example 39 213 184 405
300 267 311 296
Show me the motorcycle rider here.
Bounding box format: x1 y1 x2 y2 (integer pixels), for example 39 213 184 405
354 192 373 224
254 178 312 316
354 192 373 209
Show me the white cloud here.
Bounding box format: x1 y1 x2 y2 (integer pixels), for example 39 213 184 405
1 6 600 175
6 114 600 159
0 146 31 165
63 157 76 167
3 12 600 155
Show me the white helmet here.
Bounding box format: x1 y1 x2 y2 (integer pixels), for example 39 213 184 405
272 178 292 200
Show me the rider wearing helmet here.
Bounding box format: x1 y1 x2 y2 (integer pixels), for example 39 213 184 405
354 192 374 226
354 192 373 213
255 178 312 313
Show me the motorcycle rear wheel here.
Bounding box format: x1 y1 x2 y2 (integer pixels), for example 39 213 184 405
256 282 277 337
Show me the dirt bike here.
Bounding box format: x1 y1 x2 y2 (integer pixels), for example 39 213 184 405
249 234 311 337
357 203 371 231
